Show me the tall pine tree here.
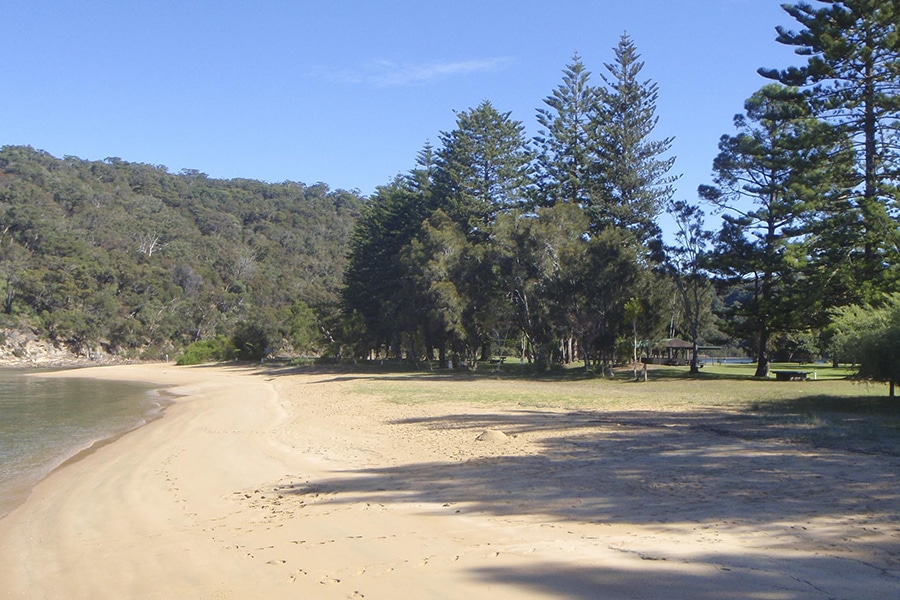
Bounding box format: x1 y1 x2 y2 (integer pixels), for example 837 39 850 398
534 54 598 210
342 177 431 356
433 100 533 239
592 33 677 243
760 0 900 299
701 84 851 376
425 101 534 365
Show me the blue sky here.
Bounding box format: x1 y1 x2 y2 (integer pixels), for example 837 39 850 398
2 1 799 207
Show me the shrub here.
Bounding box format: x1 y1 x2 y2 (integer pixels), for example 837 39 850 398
176 336 236 365
831 293 900 396
232 321 270 361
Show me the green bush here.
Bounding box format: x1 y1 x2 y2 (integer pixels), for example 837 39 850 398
232 321 270 361
831 294 900 396
176 336 236 365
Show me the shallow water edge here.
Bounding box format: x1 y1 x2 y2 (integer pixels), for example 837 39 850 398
0 371 174 520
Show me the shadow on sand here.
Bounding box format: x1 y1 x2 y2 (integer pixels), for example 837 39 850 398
273 406 900 598
202 363 900 597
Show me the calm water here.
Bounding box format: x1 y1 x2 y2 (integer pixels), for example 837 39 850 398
0 369 166 517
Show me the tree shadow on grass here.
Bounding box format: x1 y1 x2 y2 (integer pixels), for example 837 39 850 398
255 361 686 384
746 394 900 456
255 362 867 391
257 363 900 456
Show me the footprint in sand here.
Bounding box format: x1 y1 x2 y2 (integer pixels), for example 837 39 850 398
288 569 308 582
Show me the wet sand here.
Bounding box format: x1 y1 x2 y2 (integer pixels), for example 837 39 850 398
0 363 897 599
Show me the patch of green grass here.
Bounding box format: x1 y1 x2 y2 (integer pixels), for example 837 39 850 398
349 363 888 410
345 365 900 455
697 362 857 381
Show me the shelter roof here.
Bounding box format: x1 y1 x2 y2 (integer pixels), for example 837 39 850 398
663 338 694 349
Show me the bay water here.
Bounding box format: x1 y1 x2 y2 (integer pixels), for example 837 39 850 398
0 369 167 517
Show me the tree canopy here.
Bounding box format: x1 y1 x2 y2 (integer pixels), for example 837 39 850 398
760 0 900 300
341 35 679 372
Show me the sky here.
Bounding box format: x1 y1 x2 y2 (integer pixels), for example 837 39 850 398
2 1 802 210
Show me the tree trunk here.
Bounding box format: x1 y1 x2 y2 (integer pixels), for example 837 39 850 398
689 317 701 375
755 321 771 378
755 348 770 378
757 222 774 379
863 34 877 268
689 341 700 375
632 317 639 380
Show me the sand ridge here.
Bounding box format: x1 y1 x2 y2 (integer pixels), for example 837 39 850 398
0 363 897 599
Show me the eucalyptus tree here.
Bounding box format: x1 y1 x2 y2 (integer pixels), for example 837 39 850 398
493 203 590 369
400 209 486 367
831 293 900 397
662 200 714 374
700 84 852 377
559 227 640 371
592 33 677 243
760 0 900 298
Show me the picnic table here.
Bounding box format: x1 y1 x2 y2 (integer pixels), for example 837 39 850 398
773 370 810 381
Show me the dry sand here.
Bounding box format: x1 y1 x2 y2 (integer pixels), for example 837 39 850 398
0 363 898 599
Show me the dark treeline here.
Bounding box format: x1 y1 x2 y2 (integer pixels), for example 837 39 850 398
343 34 682 371
0 145 362 360
343 2 900 382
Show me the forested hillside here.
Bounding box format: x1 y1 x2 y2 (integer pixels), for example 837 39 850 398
0 145 363 361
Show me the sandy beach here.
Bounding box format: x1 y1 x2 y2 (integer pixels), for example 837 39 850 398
0 363 898 599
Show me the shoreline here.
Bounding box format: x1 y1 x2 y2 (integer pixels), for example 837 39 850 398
0 370 175 520
0 363 306 598
47 388 175 478
1 363 898 599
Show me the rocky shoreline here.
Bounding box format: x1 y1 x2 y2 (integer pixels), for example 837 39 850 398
0 328 134 369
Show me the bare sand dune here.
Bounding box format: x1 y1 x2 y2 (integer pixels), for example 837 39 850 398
0 363 897 599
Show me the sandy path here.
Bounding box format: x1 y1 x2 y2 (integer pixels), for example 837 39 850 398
1 364 898 599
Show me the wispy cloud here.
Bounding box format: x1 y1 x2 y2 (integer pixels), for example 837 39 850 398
309 57 515 87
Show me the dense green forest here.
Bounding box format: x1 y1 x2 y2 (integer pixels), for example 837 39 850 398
0 145 362 360
3 1 900 389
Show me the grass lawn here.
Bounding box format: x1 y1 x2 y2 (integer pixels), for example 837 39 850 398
345 360 900 456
